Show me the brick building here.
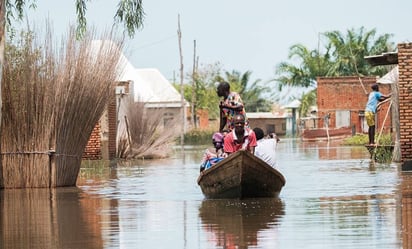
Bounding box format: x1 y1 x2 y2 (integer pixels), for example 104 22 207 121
316 76 392 135
83 67 187 160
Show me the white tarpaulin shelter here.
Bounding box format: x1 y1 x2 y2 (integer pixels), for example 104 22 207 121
377 65 398 84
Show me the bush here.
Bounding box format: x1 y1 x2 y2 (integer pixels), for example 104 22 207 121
342 133 393 146
184 129 215 145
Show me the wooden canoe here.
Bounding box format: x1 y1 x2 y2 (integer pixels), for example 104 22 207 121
197 150 286 199
301 127 352 141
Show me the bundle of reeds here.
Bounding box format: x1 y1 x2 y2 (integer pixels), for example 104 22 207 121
117 96 180 159
1 26 124 188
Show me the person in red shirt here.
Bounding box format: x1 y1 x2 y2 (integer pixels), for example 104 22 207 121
223 114 257 155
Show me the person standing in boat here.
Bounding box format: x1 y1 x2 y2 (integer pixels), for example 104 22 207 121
223 114 257 155
365 83 391 145
216 81 248 132
253 127 277 168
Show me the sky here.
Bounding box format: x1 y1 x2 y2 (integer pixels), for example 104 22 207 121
20 0 412 86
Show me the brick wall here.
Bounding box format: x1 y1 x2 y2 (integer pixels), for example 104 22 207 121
317 76 392 133
83 82 123 160
398 43 412 163
83 123 102 160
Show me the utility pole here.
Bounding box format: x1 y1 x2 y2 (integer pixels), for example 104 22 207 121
177 14 185 147
191 40 198 129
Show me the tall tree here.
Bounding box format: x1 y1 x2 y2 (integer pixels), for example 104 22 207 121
275 44 333 90
324 27 394 76
273 27 395 116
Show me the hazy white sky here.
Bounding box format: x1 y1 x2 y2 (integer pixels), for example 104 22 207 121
22 0 412 84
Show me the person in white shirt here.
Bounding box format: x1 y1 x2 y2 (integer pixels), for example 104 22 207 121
253 127 277 168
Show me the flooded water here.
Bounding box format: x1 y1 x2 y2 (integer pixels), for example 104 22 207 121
1 139 411 248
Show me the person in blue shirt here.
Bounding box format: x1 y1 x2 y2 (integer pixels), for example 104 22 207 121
365 83 391 145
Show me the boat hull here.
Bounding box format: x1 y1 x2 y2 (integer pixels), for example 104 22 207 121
301 127 352 141
197 150 286 199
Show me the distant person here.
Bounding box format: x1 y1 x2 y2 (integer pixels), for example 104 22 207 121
200 132 226 172
268 132 280 143
365 83 391 145
253 127 278 168
223 114 256 155
216 81 248 132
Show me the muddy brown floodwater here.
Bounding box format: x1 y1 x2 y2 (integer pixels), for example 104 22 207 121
1 139 410 248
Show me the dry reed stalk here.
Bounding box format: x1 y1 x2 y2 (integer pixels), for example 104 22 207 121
1 26 124 188
1 30 55 188
117 96 181 159
52 29 124 187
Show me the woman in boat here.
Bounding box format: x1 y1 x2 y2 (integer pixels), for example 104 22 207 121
200 131 227 172
223 114 257 155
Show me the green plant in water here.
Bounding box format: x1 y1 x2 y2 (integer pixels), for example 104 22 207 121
184 129 215 145
343 133 393 163
79 160 112 179
373 147 393 164
342 133 393 146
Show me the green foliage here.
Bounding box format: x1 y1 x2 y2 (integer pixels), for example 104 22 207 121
174 63 273 124
298 89 317 117
173 62 223 120
272 26 395 113
184 128 214 145
373 147 393 164
343 133 393 163
5 0 36 25
324 27 394 76
222 70 273 112
79 160 112 179
342 134 369 145
5 0 144 38
274 44 332 90
342 133 393 146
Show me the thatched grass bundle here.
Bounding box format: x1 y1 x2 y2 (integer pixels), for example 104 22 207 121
1 27 124 188
117 96 180 159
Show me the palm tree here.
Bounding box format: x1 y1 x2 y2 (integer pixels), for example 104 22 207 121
272 27 395 116
222 70 272 112
324 27 395 76
298 89 316 117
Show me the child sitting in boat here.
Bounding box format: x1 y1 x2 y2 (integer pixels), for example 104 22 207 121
200 131 227 172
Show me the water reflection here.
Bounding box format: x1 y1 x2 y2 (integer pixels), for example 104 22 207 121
0 188 109 249
401 172 412 249
0 140 411 248
199 198 284 248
